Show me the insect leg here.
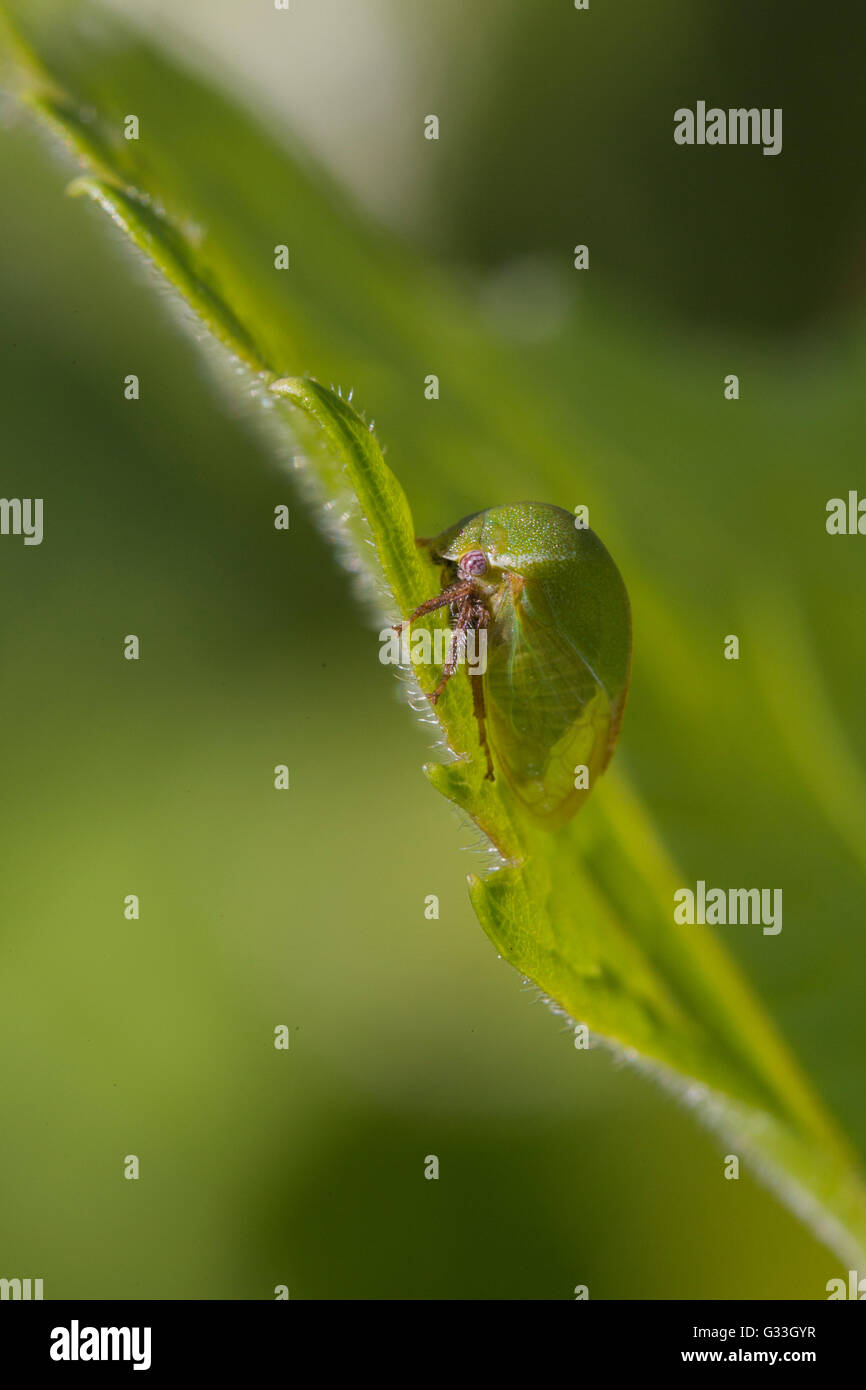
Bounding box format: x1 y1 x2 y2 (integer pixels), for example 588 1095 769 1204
466 602 495 780
468 653 495 781
429 595 474 704
394 579 473 629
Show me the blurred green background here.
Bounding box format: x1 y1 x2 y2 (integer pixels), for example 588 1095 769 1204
1 0 864 1298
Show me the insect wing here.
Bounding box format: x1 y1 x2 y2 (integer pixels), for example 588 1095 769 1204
484 573 613 825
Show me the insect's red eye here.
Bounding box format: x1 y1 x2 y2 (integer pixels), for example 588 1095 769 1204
459 549 488 577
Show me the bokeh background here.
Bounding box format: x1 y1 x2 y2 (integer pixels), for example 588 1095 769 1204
1 0 864 1298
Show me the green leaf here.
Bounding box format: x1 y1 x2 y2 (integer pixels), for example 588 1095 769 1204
4 0 866 1265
